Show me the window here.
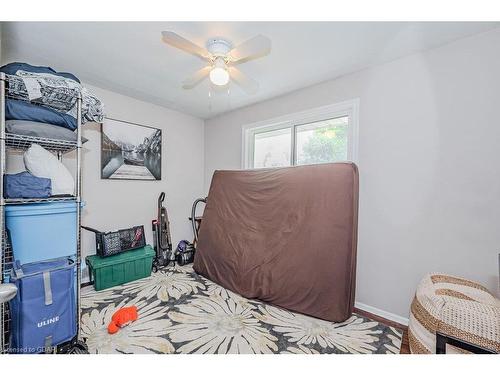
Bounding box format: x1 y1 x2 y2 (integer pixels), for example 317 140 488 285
243 99 358 169
253 127 292 168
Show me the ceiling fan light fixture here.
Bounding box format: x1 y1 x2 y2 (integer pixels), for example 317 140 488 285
209 66 230 86
161 31 270 93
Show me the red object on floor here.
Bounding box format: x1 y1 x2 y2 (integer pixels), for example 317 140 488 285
107 306 138 334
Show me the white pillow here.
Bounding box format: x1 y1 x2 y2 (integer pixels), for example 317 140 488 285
24 144 75 195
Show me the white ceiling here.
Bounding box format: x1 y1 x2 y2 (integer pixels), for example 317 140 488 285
2 22 499 119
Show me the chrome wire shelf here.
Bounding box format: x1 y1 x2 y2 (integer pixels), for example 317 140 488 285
0 230 13 283
1 72 85 353
1 230 13 354
0 303 10 353
3 133 78 154
4 196 76 205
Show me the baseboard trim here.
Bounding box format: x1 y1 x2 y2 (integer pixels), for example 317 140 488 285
355 301 409 326
81 280 93 288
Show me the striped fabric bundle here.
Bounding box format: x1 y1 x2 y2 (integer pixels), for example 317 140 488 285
409 273 500 354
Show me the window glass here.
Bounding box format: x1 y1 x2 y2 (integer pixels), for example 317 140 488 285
295 116 349 165
253 127 292 168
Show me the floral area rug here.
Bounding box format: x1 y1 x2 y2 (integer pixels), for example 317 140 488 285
81 264 402 354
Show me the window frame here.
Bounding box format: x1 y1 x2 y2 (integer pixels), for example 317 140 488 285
241 99 359 169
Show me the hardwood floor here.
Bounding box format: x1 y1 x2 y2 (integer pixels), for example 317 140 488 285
397 330 410 353
354 307 410 354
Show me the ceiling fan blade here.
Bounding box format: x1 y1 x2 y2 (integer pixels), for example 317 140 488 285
182 66 212 89
161 31 211 60
228 67 259 94
229 35 271 64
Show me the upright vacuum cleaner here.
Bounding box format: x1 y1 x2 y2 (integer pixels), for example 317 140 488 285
152 192 173 272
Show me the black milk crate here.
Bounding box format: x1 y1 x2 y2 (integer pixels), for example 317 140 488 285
82 225 146 257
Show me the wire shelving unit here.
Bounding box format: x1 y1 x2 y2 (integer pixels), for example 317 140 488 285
0 71 84 353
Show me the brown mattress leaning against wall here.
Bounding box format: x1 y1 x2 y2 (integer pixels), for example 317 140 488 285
193 162 359 322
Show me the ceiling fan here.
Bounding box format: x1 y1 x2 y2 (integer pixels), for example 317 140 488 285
161 31 271 94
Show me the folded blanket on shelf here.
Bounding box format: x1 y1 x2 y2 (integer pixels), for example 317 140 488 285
3 171 51 199
1 63 104 130
5 71 104 129
4 98 78 130
6 120 88 143
0 62 80 82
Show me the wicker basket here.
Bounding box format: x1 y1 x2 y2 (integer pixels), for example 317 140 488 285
409 273 500 354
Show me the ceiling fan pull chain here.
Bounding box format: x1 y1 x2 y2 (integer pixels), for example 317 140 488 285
208 88 212 113
226 87 231 112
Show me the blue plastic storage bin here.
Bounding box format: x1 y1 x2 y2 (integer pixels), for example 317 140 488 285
5 201 84 264
9 257 76 353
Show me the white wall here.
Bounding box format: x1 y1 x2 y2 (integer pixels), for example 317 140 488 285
78 86 204 275
4 84 205 279
204 28 500 319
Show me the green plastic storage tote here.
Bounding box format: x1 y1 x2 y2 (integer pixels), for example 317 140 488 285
85 245 154 291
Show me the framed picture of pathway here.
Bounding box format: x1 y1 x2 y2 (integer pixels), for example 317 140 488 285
101 118 162 180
